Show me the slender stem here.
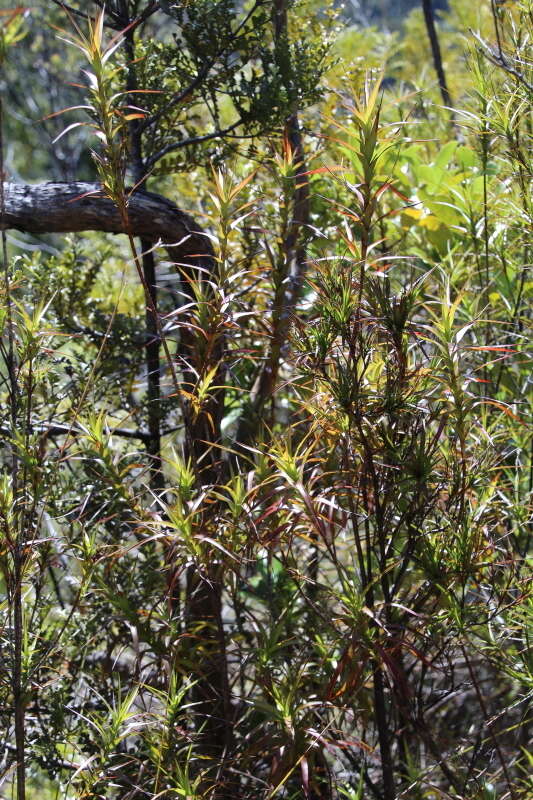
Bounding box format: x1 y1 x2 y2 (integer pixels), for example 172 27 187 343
1 88 25 800
124 21 164 488
421 0 454 111
125 230 181 408
462 645 517 800
141 241 163 482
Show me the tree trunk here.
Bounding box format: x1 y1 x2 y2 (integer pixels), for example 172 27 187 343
237 0 310 448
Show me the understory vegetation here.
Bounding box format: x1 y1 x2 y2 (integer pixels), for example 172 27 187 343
0 1 531 798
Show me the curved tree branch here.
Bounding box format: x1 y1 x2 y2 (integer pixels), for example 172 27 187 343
2 181 225 480
1 182 212 262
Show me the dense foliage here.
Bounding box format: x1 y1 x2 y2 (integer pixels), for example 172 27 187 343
0 1 531 799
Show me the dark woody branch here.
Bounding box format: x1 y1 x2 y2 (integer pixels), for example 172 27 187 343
1 181 212 262
0 421 181 443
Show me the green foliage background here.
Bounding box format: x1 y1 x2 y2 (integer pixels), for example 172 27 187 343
0 1 531 799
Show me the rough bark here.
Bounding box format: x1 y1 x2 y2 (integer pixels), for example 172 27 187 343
1 182 212 262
